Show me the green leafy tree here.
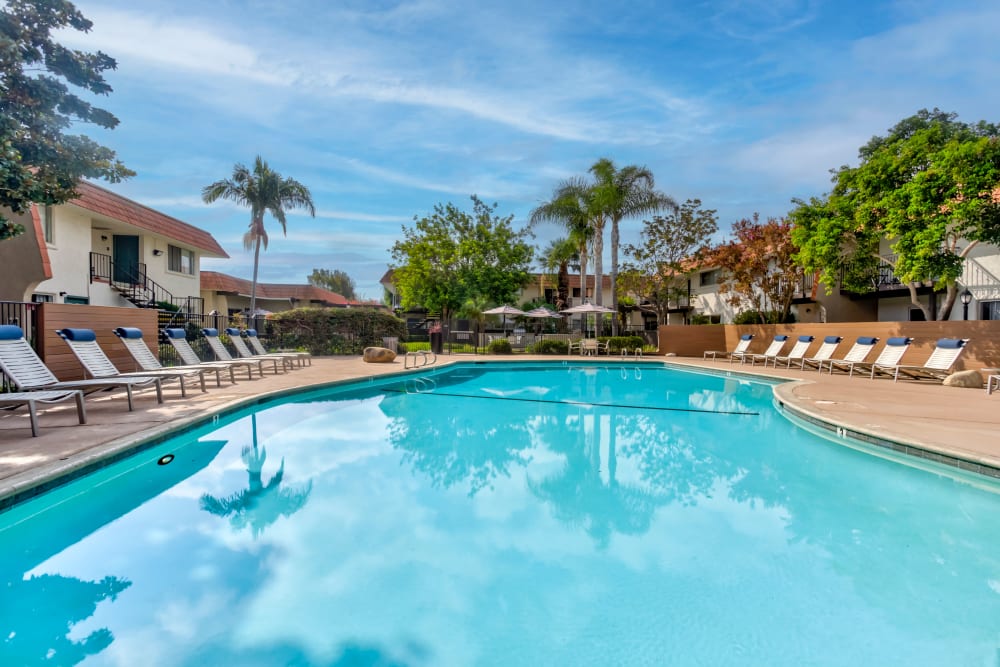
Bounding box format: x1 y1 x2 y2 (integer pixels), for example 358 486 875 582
202 156 315 315
620 199 717 325
589 158 677 334
712 214 803 324
790 109 1000 320
307 268 356 300
390 196 533 321
0 0 133 240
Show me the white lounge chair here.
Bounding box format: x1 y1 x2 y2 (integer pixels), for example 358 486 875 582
830 337 911 377
703 334 754 362
767 335 814 368
799 336 843 371
820 337 880 376
225 328 297 370
0 324 162 411
0 389 86 436
200 328 277 375
246 328 310 365
748 335 789 366
870 338 969 382
114 327 230 387
163 328 258 380
57 327 206 398
988 375 1000 395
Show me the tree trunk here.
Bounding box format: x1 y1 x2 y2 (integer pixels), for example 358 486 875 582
578 244 588 307
610 218 620 335
249 235 262 318
593 222 604 306
906 282 934 320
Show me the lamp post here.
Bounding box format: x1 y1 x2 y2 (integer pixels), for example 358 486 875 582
961 288 972 321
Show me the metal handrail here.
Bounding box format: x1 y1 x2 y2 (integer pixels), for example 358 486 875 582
404 350 438 369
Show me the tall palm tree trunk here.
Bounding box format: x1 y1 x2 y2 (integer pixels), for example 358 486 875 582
250 235 262 317
593 222 604 306
610 219 620 335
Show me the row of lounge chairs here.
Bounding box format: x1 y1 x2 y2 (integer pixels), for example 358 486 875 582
705 334 972 382
0 324 310 437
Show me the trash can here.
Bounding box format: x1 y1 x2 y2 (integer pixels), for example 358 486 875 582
430 331 443 355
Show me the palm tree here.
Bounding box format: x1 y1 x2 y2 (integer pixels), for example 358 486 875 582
530 177 596 306
202 156 315 316
540 237 577 310
589 158 676 334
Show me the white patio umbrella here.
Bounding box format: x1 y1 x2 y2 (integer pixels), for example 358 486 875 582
482 304 527 334
524 306 563 319
560 302 614 337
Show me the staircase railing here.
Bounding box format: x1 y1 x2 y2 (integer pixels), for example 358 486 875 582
90 252 189 310
959 256 1000 300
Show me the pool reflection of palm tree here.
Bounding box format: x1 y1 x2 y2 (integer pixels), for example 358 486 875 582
200 415 312 538
0 573 130 666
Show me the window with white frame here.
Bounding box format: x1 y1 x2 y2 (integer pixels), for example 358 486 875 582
167 245 194 275
42 205 54 243
981 301 1000 320
700 269 720 286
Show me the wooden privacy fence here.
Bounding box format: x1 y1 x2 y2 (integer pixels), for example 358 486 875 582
37 303 159 381
658 320 1000 371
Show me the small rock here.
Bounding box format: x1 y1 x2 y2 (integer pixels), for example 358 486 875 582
942 369 983 388
664 352 677 357
363 347 396 363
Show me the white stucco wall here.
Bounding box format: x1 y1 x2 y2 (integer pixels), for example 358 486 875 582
31 207 93 303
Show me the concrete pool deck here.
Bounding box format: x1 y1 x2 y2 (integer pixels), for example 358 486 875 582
1 354 998 506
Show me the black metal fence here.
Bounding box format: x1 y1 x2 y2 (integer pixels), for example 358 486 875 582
155 311 278 366
0 301 39 391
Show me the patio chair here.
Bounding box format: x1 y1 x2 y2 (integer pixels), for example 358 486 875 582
245 329 311 366
988 374 1000 395
767 335 814 368
114 327 228 388
201 328 276 375
819 337 880 376
0 389 86 436
830 337 911 377
870 338 969 382
703 334 753 362
0 324 162 411
567 339 584 355
57 328 206 398
747 335 789 366
224 328 296 371
163 328 258 380
798 336 843 371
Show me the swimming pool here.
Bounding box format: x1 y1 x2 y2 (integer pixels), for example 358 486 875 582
2 362 999 665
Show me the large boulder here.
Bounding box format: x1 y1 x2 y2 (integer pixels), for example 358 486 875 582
363 346 396 363
942 369 983 388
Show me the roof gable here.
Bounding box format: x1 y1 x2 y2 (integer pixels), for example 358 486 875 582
70 181 229 258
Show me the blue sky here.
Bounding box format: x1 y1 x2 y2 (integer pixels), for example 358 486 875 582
64 0 1000 299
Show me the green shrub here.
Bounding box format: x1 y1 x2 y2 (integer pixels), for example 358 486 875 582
597 335 645 354
268 307 407 355
689 313 711 325
530 339 569 354
487 339 513 354
733 310 797 325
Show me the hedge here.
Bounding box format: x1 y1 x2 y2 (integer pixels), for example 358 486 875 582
268 307 407 355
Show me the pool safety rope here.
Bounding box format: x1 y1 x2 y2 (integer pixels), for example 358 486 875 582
380 387 759 416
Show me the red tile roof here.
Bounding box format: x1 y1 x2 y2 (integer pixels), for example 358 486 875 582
70 181 229 258
201 271 349 305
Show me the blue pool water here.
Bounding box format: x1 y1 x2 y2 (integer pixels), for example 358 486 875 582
2 362 999 666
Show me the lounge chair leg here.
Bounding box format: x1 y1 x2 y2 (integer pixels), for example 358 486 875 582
179 376 188 398
154 379 164 403
75 392 87 425
27 400 39 437
198 372 207 392
126 386 135 411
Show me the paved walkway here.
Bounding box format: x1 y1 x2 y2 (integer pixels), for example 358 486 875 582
2 354 998 505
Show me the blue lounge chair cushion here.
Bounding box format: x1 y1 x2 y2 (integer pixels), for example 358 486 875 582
739 334 754 341
59 328 96 342
202 328 219 336
0 325 24 340
245 329 257 337
115 327 144 339
164 328 186 339
856 336 879 345
225 328 241 336
797 335 814 342
936 338 966 349
823 335 843 344
774 335 788 341
886 337 913 346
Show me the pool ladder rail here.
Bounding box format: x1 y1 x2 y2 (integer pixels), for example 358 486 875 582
404 350 438 369
620 347 644 359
